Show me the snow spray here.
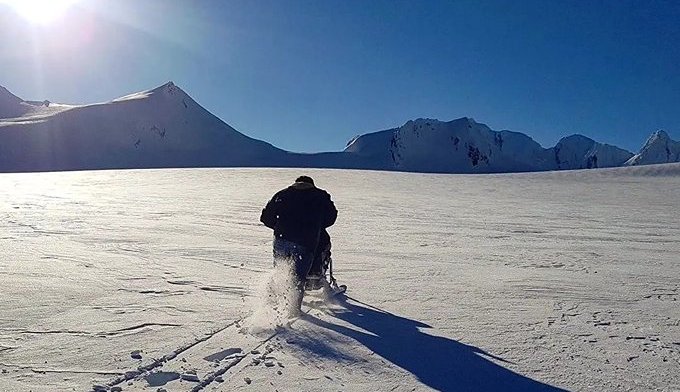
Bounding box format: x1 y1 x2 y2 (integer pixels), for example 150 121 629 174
244 256 302 334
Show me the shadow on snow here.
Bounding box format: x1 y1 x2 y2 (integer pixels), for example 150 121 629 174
305 296 567 392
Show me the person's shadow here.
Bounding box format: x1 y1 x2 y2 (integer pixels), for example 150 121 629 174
305 296 567 391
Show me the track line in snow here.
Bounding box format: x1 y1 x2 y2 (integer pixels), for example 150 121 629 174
0 323 182 338
0 362 123 376
105 319 241 388
189 310 312 392
112 322 182 333
174 308 312 392
187 336 272 391
103 307 313 391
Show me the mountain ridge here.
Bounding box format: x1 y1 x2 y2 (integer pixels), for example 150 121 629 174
345 117 636 173
0 84 28 119
0 82 678 173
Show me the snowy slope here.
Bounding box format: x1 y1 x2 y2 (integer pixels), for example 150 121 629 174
1 166 679 391
0 85 74 121
0 82 291 172
345 118 635 173
345 117 546 173
625 130 680 166
1 82 677 174
550 134 634 170
0 83 369 173
0 86 26 119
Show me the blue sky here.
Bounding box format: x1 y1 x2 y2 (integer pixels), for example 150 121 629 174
1 0 679 153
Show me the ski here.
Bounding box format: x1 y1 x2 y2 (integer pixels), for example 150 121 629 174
332 284 347 296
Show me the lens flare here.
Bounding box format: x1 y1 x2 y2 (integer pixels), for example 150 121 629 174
0 0 80 24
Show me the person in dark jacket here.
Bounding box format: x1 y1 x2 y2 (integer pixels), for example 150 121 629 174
260 175 337 311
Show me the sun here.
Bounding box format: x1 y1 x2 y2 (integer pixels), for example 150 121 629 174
0 0 80 24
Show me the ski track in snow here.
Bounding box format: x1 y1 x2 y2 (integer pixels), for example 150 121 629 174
0 165 679 391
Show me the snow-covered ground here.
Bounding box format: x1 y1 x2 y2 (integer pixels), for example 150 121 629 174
1 165 678 391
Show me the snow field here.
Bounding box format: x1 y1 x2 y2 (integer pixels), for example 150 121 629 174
0 165 678 391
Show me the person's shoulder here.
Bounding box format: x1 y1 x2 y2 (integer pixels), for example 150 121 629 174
272 187 293 199
314 187 333 199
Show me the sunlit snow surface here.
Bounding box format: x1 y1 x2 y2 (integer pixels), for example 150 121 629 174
1 165 679 391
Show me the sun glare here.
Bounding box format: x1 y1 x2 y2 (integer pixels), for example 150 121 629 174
1 0 79 24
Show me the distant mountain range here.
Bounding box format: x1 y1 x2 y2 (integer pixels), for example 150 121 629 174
1 82 678 173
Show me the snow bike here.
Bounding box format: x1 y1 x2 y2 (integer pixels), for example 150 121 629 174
304 241 346 296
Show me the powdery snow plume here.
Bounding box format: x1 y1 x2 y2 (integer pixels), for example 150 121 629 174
244 256 302 334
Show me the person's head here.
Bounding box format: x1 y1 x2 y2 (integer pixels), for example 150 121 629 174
295 175 315 185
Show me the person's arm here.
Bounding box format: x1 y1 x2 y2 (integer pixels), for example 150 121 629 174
260 194 279 229
320 192 337 228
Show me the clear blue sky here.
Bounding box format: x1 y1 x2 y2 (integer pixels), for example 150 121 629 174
1 0 679 153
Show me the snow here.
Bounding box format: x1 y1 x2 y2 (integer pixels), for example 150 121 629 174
0 85 74 123
626 130 680 166
0 86 25 119
246 258 309 333
551 134 634 170
0 82 286 172
1 82 676 174
345 118 635 173
1 166 678 391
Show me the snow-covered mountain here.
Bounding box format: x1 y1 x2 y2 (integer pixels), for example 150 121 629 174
625 130 680 166
345 117 634 173
0 85 26 118
1 82 677 174
345 117 545 173
0 82 301 172
549 134 634 170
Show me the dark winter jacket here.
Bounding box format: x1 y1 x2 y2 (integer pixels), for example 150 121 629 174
260 182 337 251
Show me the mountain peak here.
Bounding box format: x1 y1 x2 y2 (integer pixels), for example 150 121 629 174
0 85 23 104
0 85 27 119
558 134 595 144
639 130 671 150
112 81 189 103
649 129 669 141
447 116 476 126
405 117 477 129
147 81 186 97
406 118 439 127
150 81 177 92
626 130 679 166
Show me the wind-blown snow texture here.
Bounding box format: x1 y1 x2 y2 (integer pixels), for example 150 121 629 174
0 166 678 391
1 82 678 174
